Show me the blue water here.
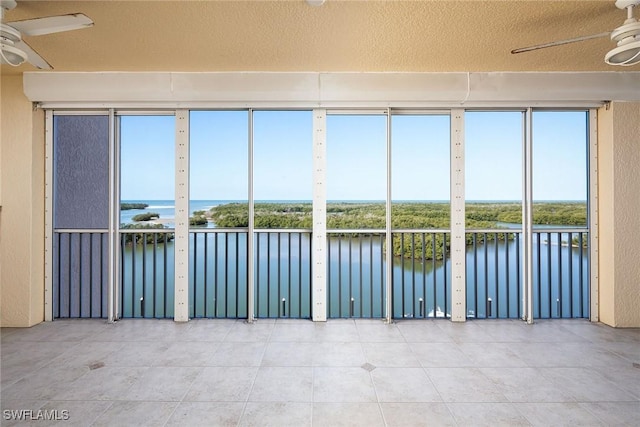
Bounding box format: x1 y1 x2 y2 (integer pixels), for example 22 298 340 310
116 201 588 320
120 200 239 227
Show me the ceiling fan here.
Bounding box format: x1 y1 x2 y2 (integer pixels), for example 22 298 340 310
0 0 93 69
512 0 640 66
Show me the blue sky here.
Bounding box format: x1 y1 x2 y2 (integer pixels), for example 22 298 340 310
120 110 588 202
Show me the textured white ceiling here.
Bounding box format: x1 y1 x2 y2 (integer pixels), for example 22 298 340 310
2 0 637 75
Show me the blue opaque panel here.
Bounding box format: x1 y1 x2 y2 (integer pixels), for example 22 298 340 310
53 115 109 229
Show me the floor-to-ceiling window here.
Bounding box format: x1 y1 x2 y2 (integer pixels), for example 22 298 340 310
532 110 589 318
253 110 313 318
391 113 451 318
189 111 249 318
326 113 388 318
119 114 176 318
464 111 524 319
47 107 592 322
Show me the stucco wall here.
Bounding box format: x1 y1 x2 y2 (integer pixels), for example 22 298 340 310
0 75 44 327
598 102 640 327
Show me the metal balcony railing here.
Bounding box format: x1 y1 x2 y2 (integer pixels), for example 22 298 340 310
54 228 589 321
189 230 248 318
532 230 589 319
327 231 386 318
53 230 108 318
391 231 451 319
254 230 312 318
466 231 522 319
465 229 589 319
120 229 175 318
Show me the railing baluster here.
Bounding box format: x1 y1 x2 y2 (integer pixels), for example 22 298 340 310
288 233 292 318
547 232 552 318
308 232 312 318
214 232 219 317
400 233 405 318
515 232 521 319
277 233 281 318
359 234 363 318
443 233 448 317
193 231 198 318
536 232 541 318
163 232 168 317
68 233 73 318
298 233 303 318
348 234 353 317
88 233 93 318
411 233 416 318
483 232 488 318
56 233 61 318
505 232 510 318
120 234 125 318
224 233 229 315
142 233 147 318
235 232 240 318
101 233 106 318
579 232 584 318
432 234 437 317
78 233 83 318
379 234 384 318
338 236 342 317
557 232 563 318
568 231 573 318
153 233 158 318
421 233 426 318
494 232 499 318
203 233 208 317
266 233 271 317
370 235 374 317
327 235 332 317
473 233 478 318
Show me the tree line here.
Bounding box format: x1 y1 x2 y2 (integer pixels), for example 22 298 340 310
208 202 586 260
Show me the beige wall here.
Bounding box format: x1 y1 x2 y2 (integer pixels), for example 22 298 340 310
598 102 640 328
0 75 45 327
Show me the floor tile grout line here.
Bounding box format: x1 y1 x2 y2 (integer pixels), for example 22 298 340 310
87 400 117 427
236 317 277 426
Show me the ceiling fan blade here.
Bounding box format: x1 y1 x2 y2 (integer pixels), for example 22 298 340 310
511 32 611 54
8 13 93 37
15 39 52 69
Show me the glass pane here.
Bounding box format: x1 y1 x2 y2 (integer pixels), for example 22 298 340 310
119 115 176 318
465 111 523 228
464 111 524 319
189 111 250 318
532 111 589 319
253 110 313 228
390 114 451 319
253 111 313 318
53 115 109 229
532 111 588 226
119 115 176 226
326 114 387 229
391 114 450 228
190 111 249 228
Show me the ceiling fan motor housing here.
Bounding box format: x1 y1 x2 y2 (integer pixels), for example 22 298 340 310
606 0 640 65
0 22 27 66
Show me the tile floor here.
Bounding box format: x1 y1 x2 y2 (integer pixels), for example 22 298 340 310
1 318 639 426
